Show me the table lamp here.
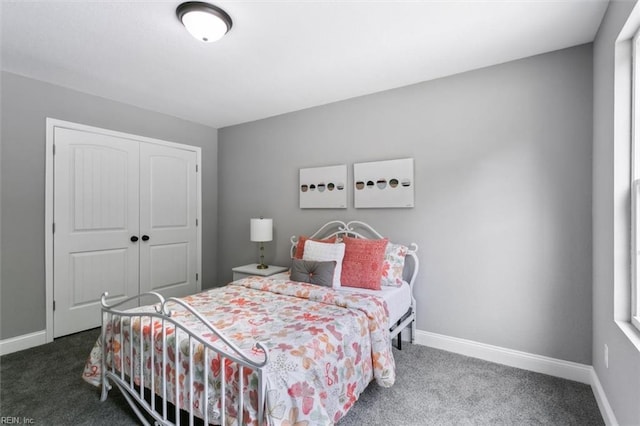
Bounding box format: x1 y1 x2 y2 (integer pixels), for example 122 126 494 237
250 218 273 269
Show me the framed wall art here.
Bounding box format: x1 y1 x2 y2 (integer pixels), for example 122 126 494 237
353 158 414 208
299 164 347 209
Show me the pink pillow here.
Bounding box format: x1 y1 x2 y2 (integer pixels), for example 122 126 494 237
294 236 337 259
341 237 388 290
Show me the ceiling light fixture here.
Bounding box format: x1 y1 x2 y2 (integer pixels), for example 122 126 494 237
176 2 232 43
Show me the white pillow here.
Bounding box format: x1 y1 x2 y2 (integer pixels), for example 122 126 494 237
302 240 345 289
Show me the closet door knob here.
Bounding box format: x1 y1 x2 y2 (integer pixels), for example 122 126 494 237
130 236 139 242
141 235 150 241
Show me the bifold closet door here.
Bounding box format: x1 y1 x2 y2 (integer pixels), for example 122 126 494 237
138 143 198 299
53 128 199 337
53 128 140 337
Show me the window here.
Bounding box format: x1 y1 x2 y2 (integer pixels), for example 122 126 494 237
632 30 640 331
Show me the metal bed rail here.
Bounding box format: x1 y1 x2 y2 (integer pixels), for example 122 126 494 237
99 291 269 426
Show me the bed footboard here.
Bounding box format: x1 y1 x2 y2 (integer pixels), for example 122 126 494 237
99 291 269 426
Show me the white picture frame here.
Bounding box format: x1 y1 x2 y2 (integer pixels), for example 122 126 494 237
354 158 414 208
299 164 347 209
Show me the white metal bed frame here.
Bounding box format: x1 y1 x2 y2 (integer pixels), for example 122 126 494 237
99 220 418 425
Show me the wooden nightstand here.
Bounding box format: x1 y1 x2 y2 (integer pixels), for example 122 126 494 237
232 264 289 281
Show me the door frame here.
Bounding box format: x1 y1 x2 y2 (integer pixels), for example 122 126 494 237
44 118 202 343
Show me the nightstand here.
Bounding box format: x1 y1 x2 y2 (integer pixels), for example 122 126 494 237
232 264 289 281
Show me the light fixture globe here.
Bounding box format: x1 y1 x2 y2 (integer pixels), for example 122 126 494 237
177 2 232 43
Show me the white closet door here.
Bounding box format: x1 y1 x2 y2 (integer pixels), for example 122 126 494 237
53 128 140 337
139 142 198 299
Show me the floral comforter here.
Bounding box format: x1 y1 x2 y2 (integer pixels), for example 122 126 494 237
83 276 395 425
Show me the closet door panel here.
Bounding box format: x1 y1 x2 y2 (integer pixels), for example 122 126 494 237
139 143 198 298
53 128 140 337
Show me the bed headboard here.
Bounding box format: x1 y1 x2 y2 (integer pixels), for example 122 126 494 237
289 220 419 288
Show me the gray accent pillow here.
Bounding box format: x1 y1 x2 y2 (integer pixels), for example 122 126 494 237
290 259 336 287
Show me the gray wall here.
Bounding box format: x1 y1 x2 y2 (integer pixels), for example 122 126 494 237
218 44 594 365
593 1 640 425
0 71 219 340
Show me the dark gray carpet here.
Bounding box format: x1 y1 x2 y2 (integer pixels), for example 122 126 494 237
0 328 603 425
341 343 603 426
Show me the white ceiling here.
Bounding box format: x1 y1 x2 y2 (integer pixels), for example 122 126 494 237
1 0 609 129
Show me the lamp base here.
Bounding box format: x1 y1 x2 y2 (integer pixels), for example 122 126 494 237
256 241 268 269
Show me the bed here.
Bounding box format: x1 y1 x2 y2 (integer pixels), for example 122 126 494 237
83 220 419 425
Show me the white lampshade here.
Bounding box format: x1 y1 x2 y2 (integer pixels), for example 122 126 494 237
250 218 273 242
177 2 232 43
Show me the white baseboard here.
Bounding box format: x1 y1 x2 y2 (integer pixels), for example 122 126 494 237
415 329 592 384
0 330 47 356
590 369 619 426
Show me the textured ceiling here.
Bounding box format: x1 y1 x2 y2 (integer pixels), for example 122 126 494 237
1 1 609 128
